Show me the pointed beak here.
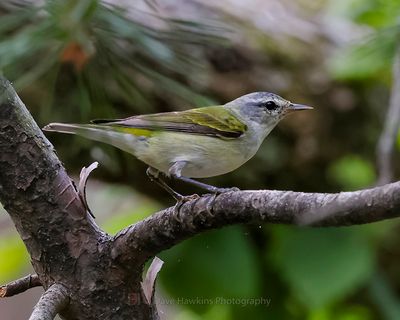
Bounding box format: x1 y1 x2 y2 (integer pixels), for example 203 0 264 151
288 103 314 112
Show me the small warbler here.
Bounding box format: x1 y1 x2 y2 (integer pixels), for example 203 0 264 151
43 92 312 199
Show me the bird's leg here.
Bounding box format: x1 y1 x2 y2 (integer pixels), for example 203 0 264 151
146 167 183 201
146 167 199 222
168 161 240 194
176 176 240 194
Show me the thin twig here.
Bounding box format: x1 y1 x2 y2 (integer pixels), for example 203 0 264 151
377 47 400 185
113 181 400 264
28 283 69 320
0 274 42 298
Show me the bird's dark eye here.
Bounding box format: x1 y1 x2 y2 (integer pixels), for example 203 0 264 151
263 101 278 111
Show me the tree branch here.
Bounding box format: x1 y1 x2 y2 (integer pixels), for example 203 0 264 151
0 76 156 319
29 283 69 320
113 181 400 263
377 47 400 185
0 274 41 298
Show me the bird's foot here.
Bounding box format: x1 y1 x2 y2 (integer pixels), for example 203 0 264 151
147 167 186 200
203 193 217 217
173 193 200 222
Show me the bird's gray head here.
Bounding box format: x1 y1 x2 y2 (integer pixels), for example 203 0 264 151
226 92 312 127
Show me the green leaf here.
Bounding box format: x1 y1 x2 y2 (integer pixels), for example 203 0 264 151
327 0 400 28
308 304 373 320
175 308 202 320
327 155 375 190
270 226 375 309
329 45 391 81
203 304 231 320
0 236 29 283
160 226 261 312
329 26 397 81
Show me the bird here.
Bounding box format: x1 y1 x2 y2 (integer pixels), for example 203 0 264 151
43 92 312 200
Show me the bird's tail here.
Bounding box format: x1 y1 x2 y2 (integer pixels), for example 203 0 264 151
43 122 113 138
43 123 140 155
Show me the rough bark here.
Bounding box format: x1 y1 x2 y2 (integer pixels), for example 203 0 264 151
0 77 154 319
113 183 400 263
29 284 69 320
0 274 41 298
0 76 400 319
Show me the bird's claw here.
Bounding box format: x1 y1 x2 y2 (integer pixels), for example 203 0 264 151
179 194 200 202
204 193 217 216
173 194 200 222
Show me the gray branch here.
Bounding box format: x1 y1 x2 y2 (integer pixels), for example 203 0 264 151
113 181 400 263
377 47 400 185
28 283 69 320
0 274 41 298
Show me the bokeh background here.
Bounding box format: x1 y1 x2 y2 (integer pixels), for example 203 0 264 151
1 0 400 319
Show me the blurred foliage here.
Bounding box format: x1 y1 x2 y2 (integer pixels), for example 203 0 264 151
83 181 162 234
327 155 376 190
329 0 400 81
0 0 227 196
1 0 400 319
271 227 375 309
160 227 261 301
0 0 220 120
369 272 400 320
0 234 29 283
398 131 400 149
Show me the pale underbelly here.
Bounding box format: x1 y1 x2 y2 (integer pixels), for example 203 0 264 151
135 132 258 178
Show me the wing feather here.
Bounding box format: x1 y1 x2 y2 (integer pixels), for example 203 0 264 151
91 106 247 139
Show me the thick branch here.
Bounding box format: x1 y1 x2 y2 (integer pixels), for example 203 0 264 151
0 77 105 291
113 181 400 263
0 274 41 298
0 77 156 319
377 47 400 185
29 283 69 320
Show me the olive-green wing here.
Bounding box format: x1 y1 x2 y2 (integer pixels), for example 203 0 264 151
92 106 247 139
